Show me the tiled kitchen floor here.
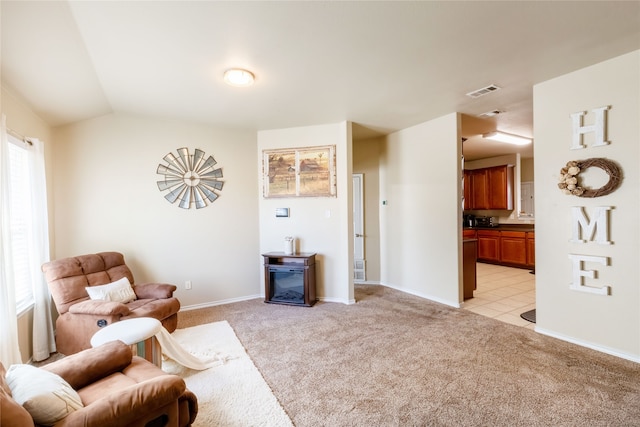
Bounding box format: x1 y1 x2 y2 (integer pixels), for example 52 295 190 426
463 262 536 330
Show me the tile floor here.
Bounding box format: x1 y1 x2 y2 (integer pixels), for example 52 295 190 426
463 262 536 330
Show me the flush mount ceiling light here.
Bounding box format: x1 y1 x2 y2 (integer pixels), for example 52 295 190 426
223 68 255 87
482 131 532 146
478 109 504 118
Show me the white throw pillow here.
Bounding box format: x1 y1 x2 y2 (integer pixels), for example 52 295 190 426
5 364 83 425
86 277 137 303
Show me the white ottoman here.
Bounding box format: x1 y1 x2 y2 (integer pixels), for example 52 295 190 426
91 318 163 367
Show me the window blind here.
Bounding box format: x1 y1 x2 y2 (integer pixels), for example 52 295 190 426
7 136 34 313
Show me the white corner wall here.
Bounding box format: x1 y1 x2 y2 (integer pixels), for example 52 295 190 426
257 122 353 304
534 50 640 361
379 113 463 306
53 113 260 309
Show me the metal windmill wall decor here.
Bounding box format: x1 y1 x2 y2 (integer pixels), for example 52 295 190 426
156 147 224 209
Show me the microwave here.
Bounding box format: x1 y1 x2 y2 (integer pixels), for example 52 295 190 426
476 216 499 227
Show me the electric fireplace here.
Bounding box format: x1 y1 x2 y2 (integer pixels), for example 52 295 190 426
262 252 316 307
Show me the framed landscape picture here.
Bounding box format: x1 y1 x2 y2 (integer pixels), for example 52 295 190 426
263 145 336 198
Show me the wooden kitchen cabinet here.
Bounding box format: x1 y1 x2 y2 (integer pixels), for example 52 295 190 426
463 165 514 210
477 230 500 262
499 231 527 265
474 229 535 269
463 239 477 299
463 229 477 239
487 165 514 210
463 170 472 210
526 231 535 267
469 169 489 209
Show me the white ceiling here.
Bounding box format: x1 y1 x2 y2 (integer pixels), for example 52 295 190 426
2 1 639 160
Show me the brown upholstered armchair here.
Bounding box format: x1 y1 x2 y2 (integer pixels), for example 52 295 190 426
1 340 198 427
42 252 180 355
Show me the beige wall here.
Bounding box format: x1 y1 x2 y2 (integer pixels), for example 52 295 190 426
1 86 54 240
53 113 261 309
379 113 463 306
257 122 354 303
521 158 534 182
353 137 382 283
534 50 639 361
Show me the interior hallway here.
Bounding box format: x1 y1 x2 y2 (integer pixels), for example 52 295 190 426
463 263 536 330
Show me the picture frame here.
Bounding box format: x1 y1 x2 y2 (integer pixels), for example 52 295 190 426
263 145 336 198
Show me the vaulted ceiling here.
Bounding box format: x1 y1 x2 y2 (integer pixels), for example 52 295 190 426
2 1 639 159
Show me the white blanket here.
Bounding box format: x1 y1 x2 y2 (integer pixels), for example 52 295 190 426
155 326 231 370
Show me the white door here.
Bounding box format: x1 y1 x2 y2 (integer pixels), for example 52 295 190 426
353 174 366 281
520 181 535 217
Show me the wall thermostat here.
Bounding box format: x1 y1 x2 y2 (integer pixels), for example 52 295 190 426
275 208 290 217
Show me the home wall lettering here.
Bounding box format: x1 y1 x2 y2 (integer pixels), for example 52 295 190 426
566 105 619 296
570 106 610 149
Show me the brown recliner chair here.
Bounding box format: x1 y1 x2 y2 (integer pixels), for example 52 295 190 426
1 340 198 427
42 251 180 355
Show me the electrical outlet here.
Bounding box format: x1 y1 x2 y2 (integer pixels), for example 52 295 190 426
185 280 192 290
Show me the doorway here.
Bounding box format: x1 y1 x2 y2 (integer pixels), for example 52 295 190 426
463 263 535 329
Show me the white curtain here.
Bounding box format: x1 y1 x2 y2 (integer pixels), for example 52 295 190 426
0 115 55 364
28 137 56 361
0 114 23 366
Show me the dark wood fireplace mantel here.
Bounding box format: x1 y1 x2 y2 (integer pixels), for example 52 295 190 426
262 252 317 307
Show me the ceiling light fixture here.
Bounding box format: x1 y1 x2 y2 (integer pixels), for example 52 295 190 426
482 131 532 146
478 110 504 118
223 68 255 87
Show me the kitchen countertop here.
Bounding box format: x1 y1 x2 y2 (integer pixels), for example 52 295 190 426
464 224 535 232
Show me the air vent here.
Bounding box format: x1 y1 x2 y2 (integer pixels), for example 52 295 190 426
479 110 504 118
354 260 366 282
466 84 501 99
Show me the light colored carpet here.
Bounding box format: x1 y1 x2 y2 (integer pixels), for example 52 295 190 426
162 321 293 427
178 285 640 426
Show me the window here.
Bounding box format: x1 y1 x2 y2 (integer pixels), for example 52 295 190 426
7 134 35 314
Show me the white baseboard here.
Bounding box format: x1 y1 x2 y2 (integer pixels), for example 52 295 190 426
354 280 381 285
318 296 356 305
381 282 462 308
179 282 458 311
180 294 262 312
180 294 357 309
535 326 640 363
179 281 413 310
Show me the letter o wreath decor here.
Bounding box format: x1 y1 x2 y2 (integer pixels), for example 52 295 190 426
156 147 224 209
558 158 621 197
